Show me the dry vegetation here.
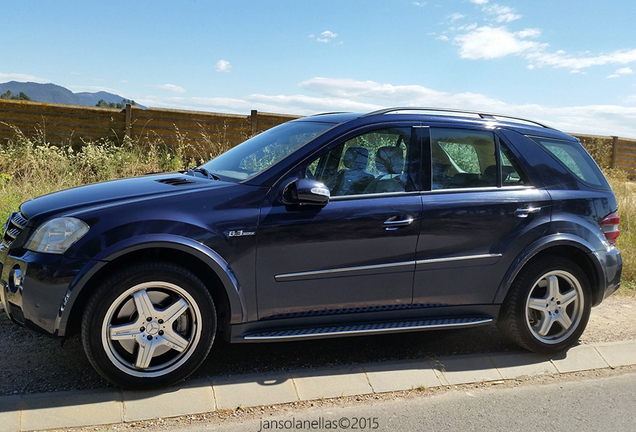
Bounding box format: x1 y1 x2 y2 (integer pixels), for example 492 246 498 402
0 129 634 292
0 125 230 226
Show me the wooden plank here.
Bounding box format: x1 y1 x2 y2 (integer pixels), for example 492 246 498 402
615 148 636 158
616 144 636 152
129 118 249 133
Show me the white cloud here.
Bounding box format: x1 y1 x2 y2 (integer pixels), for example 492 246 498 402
215 60 232 73
449 13 465 22
454 25 636 72
528 48 636 70
449 2 636 73
412 1 427 6
0 72 49 83
437 35 449 41
454 26 545 60
457 23 478 32
67 85 123 94
155 84 186 93
607 67 632 78
313 30 339 43
516 28 541 38
136 77 636 138
483 4 521 22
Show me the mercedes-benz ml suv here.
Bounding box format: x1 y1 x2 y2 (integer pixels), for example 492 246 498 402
0 108 622 388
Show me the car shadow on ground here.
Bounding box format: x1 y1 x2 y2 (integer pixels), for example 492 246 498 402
0 311 520 397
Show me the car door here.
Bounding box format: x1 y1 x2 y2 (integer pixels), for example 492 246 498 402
256 125 423 319
413 126 552 306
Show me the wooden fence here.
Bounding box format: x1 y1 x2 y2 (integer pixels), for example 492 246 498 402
0 99 299 158
1 99 635 176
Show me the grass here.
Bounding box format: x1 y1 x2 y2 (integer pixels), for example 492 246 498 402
604 169 635 292
0 125 229 228
0 127 634 293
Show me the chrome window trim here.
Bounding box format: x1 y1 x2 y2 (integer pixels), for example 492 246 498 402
329 191 421 201
423 185 534 194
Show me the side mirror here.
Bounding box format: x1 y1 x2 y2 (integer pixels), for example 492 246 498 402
282 178 330 206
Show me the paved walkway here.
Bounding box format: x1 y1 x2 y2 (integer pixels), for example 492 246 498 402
1 340 635 432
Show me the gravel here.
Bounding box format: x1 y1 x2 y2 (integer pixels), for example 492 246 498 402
0 294 634 396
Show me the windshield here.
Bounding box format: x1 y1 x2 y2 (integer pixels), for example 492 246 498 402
200 121 334 182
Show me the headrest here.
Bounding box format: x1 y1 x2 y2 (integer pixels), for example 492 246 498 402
343 146 369 170
375 146 404 175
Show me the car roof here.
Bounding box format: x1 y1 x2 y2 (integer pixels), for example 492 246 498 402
297 108 576 141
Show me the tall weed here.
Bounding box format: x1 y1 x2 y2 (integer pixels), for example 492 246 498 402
0 125 224 228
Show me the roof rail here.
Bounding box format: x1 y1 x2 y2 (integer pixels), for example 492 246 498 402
310 111 349 117
360 107 553 129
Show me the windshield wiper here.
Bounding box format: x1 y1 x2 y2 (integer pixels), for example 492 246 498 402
188 167 220 180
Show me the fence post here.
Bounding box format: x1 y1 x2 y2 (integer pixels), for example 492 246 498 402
250 110 258 136
124 104 133 140
611 135 618 168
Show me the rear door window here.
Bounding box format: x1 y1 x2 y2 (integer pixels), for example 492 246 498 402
431 128 497 189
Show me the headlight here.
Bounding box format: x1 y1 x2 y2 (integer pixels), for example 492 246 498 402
25 217 89 254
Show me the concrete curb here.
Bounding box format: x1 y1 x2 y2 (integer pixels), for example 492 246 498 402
1 340 635 432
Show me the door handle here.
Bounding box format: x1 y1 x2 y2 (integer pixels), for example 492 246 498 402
515 206 541 218
383 216 414 230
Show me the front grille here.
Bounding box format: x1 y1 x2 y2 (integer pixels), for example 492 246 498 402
2 212 29 249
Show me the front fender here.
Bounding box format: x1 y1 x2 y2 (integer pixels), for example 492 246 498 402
55 235 248 336
493 233 604 305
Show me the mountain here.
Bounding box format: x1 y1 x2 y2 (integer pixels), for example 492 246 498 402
0 81 145 108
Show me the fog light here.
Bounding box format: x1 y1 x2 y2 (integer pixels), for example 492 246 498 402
9 266 22 293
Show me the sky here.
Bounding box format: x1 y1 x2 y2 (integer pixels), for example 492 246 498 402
2 0 636 137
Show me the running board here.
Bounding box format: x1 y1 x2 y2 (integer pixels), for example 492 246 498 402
242 317 493 341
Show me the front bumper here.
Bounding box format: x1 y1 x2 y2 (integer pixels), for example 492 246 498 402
0 248 89 336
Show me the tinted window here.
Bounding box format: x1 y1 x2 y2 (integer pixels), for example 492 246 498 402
499 141 526 186
529 136 606 187
201 121 333 181
307 128 412 196
431 129 497 189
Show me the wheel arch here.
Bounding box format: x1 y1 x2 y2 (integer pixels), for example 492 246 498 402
494 234 605 307
57 237 247 338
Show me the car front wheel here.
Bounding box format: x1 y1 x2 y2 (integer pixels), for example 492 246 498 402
498 256 591 354
81 262 216 388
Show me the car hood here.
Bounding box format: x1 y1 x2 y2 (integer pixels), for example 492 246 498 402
20 173 232 222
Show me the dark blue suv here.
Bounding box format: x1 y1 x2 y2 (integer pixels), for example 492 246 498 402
0 108 622 388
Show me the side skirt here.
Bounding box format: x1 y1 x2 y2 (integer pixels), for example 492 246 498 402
227 305 499 343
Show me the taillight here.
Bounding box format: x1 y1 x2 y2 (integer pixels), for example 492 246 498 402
600 212 620 245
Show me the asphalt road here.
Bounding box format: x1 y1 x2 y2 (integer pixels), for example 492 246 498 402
154 372 636 432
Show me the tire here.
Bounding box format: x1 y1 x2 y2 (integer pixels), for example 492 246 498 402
497 256 591 354
81 262 216 388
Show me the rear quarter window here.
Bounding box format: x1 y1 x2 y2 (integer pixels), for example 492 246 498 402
528 136 608 188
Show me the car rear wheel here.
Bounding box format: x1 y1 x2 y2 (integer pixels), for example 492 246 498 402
497 256 591 354
81 262 216 388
